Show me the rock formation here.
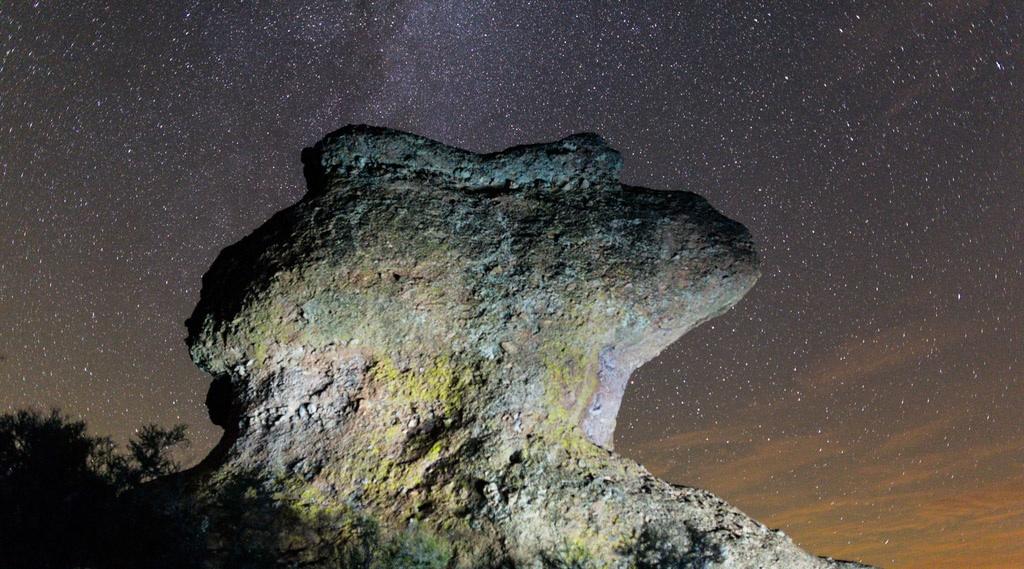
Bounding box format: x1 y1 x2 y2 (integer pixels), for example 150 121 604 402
177 125 868 568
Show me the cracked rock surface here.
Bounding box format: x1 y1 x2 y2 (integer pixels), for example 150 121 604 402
175 125 870 568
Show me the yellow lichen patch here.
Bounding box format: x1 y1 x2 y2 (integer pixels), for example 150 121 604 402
278 478 349 526
557 525 630 569
241 290 310 367
344 434 449 511
425 440 444 463
540 341 600 433
369 355 475 417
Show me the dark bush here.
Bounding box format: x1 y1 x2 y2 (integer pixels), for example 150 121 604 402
0 408 193 569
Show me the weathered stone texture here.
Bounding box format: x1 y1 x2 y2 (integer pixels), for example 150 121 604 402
178 125 869 569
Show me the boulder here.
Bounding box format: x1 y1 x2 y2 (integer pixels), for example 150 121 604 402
179 125 868 568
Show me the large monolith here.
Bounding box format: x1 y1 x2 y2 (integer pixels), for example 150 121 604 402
179 125 867 568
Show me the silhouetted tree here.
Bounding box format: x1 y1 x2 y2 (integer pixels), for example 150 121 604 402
0 408 191 569
129 423 189 483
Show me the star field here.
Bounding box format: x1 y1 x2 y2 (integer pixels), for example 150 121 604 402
1 2 1021 567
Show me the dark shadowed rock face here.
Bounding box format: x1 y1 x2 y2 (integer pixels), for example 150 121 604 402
179 126 870 568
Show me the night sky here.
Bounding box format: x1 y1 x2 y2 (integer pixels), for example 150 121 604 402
1 2 1021 567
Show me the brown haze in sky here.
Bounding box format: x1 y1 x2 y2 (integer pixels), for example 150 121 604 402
2 2 1020 566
